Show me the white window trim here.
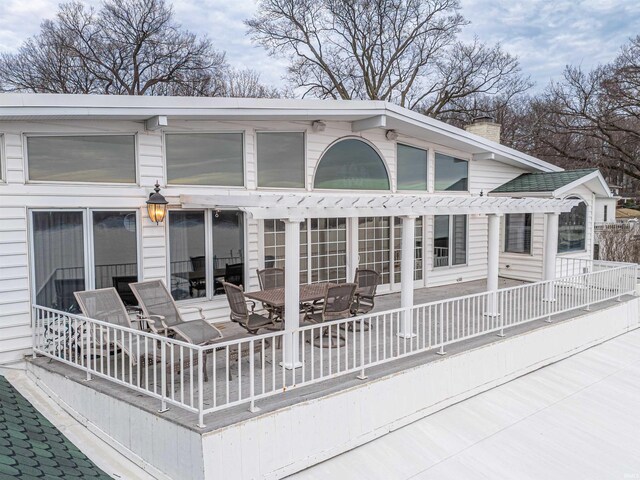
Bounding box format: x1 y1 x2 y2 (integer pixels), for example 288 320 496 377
557 195 589 255
255 129 308 191
24 132 140 186
163 130 247 189
166 207 248 304
433 150 471 194
396 142 429 193
28 208 142 307
432 214 469 269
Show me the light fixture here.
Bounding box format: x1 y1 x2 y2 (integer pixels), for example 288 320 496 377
146 181 168 224
385 129 398 141
312 120 326 132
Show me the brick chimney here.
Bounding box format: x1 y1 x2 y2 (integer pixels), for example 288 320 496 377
464 116 501 144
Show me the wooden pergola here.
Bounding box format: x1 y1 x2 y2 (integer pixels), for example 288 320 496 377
181 193 580 368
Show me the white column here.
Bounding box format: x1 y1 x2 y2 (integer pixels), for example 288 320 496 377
398 215 417 338
543 212 559 301
486 213 502 316
347 217 359 282
282 218 303 369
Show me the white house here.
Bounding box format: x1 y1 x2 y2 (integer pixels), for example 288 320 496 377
1 95 638 479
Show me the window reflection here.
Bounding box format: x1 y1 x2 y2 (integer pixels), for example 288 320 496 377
257 132 305 188
315 139 390 190
435 153 468 191
169 211 206 300
397 144 428 190
558 200 587 253
212 211 244 294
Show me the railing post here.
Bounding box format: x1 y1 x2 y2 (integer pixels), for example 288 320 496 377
497 291 505 337
584 271 592 311
31 306 37 359
437 303 446 355
249 340 260 413
357 318 367 380
159 341 168 413
84 322 92 381
197 347 205 428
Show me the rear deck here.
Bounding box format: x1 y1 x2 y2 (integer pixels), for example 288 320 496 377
30 276 633 433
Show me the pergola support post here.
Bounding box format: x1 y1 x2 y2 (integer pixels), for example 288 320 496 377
281 218 303 369
398 215 417 338
486 213 502 317
543 212 559 302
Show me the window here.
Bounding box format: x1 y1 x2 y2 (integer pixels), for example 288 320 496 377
263 218 347 284
314 139 389 190
32 210 139 311
168 210 244 300
504 213 532 254
393 217 423 282
257 132 305 188
27 135 135 183
434 215 467 267
558 199 587 253
397 144 428 190
165 133 243 186
604 205 608 222
434 153 468 191
359 217 391 284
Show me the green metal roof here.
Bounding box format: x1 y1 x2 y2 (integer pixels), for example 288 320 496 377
0 375 112 479
491 169 598 194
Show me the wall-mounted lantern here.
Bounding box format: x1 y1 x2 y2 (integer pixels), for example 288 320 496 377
146 181 168 224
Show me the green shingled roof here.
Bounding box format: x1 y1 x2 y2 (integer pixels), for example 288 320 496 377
0 375 112 479
491 169 598 194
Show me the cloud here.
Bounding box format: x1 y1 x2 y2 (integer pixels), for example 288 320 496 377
0 0 637 92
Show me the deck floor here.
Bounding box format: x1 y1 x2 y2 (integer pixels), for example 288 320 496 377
30 278 631 433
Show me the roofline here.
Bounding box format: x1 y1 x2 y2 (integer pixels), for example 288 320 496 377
488 170 613 198
0 93 562 174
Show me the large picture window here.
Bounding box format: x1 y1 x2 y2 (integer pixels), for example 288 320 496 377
504 213 532 254
27 135 136 183
434 215 467 267
168 210 244 300
32 210 139 311
558 199 587 253
314 139 390 190
165 133 244 186
434 153 468 191
397 144 428 190
257 132 305 188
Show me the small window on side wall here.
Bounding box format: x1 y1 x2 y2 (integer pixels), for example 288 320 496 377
434 215 467 267
257 132 305 188
165 133 244 186
435 153 468 191
504 213 532 254
397 144 428 190
27 135 136 183
558 199 587 253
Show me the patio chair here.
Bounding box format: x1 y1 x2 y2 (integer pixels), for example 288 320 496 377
304 283 357 348
257 267 285 290
74 288 159 368
129 280 223 345
351 268 381 316
222 282 275 334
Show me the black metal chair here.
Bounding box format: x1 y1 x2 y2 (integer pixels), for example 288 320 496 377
351 268 381 316
304 283 357 348
222 282 275 334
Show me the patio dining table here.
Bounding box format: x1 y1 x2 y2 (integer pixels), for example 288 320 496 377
245 282 335 310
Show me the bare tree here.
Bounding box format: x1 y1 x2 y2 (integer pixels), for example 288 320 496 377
218 68 283 98
597 226 640 264
0 0 227 96
246 0 530 114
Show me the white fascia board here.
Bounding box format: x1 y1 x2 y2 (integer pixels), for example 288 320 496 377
553 171 612 198
0 93 560 174
351 115 387 132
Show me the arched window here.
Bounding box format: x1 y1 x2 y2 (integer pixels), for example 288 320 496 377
314 139 390 190
558 198 587 253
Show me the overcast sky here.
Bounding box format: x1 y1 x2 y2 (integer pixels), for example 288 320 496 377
0 0 638 92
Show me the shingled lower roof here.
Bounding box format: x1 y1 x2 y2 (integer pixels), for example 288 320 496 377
491 169 598 194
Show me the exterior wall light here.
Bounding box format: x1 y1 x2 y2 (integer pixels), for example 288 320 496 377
385 129 398 141
312 120 326 132
146 181 168 224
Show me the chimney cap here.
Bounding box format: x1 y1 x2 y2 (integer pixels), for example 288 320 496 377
472 115 496 124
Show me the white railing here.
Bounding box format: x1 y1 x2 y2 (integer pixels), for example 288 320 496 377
32 261 638 427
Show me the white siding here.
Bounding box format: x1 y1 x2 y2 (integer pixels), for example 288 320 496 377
0 207 31 363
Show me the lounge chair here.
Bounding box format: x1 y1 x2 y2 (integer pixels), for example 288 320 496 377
304 283 357 347
129 279 222 345
74 288 159 368
222 282 275 334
